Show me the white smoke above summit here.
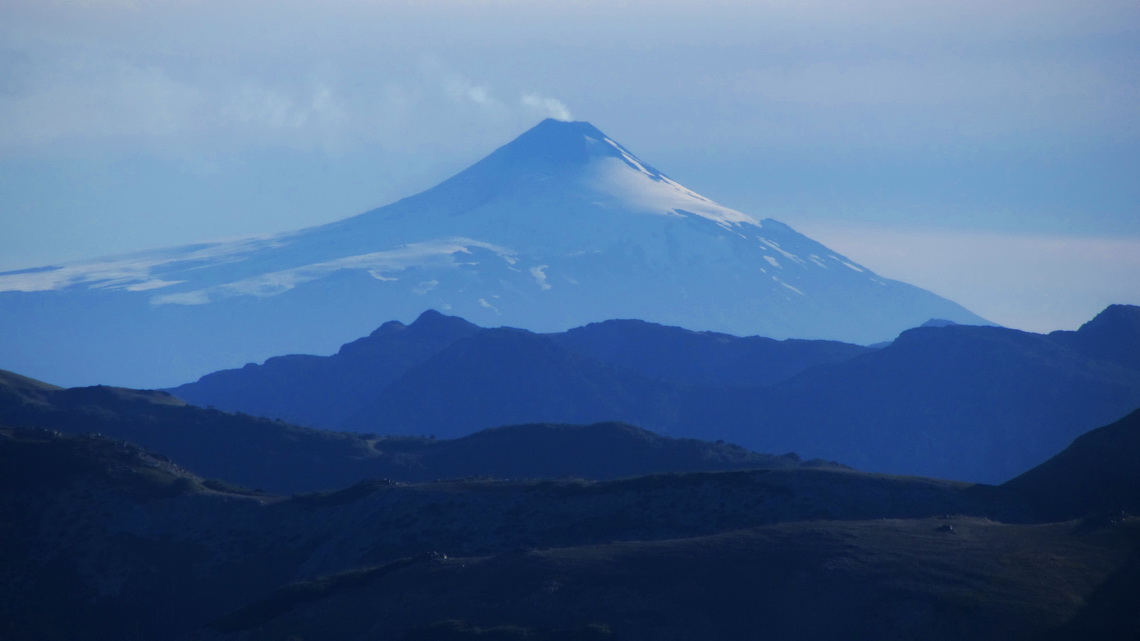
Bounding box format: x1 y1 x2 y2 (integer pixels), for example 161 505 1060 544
522 93 573 121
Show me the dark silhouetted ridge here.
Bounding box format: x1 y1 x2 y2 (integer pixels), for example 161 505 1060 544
1004 407 1140 521
551 318 872 387
341 327 678 437
172 309 482 428
1049 304 1140 372
171 305 1140 483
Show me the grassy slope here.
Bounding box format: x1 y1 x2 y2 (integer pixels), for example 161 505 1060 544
5 421 1138 641
196 517 1140 641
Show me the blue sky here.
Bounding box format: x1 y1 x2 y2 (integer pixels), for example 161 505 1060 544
1 0 1137 333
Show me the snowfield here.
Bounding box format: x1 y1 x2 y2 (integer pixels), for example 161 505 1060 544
0 119 990 386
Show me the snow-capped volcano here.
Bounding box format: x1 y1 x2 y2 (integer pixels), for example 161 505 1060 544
0 119 989 387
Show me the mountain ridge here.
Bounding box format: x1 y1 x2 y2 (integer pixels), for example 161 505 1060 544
171 304 1140 483
0 367 842 494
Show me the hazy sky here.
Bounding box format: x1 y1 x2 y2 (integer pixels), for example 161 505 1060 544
1 0 1137 333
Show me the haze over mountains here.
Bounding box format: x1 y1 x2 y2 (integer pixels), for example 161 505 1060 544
3 114 1138 640
172 305 1140 484
0 119 987 388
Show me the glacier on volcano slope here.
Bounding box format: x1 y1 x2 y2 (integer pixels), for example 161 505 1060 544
0 119 988 387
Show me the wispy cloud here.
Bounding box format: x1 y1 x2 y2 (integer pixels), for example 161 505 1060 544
0 48 574 159
445 75 499 109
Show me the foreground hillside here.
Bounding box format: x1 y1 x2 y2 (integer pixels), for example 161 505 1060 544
193 518 1138 641
3 415 1138 641
0 369 830 494
1005 407 1140 521
173 305 1140 483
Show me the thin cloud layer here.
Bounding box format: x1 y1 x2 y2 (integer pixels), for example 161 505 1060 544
799 224 1140 333
1 0 1135 157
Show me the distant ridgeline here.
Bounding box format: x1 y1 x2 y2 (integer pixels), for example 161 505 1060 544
169 304 1140 484
0 119 987 388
